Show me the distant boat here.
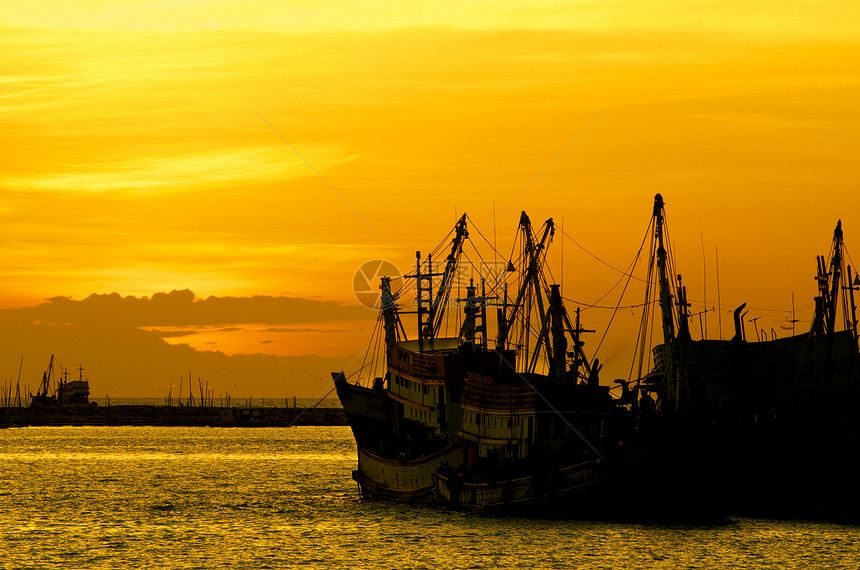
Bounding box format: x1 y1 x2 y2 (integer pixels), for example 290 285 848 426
30 355 92 408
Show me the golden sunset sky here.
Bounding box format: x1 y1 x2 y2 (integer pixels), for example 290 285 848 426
2 1 859 396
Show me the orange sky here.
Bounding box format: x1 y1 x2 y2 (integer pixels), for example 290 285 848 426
2 2 860 395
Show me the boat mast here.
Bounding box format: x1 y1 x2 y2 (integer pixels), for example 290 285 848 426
459 278 496 349
563 306 594 383
846 266 859 345
548 284 567 382
676 274 691 339
426 214 469 340
38 355 54 398
380 276 400 366
500 212 554 367
825 220 843 335
412 214 468 344
414 251 440 344
654 194 676 347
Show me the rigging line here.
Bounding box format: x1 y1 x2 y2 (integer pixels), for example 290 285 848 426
466 214 508 261
576 217 655 311
844 245 857 300
398 225 459 283
586 269 635 310
395 222 469 305
460 248 486 273
357 315 383 387
563 297 657 311
461 230 507 294
390 219 470 304
459 249 499 296
254 109 389 245
559 226 647 283
376 315 388 379
345 361 372 382
558 226 646 309
489 110 605 228
286 383 338 427
593 216 654 357
630 229 659 383
368 310 383 379
427 224 461 260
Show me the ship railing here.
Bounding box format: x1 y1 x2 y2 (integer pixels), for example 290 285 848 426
464 373 536 410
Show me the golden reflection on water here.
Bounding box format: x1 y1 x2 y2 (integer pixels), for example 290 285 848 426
1 426 859 569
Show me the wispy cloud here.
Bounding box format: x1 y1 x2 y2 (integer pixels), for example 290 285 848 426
3 147 358 195
4 1 859 40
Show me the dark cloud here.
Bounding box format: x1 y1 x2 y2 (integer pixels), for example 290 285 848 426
260 327 356 334
151 330 197 338
0 291 362 398
2 290 369 328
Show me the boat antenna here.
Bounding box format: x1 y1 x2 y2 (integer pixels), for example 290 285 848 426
493 202 498 290
792 292 796 337
701 232 707 340
716 245 722 340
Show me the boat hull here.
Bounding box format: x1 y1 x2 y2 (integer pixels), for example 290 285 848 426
433 458 608 511
354 444 463 502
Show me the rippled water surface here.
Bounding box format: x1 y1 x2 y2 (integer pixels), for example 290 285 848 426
2 426 858 569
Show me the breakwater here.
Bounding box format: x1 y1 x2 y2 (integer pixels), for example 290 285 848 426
0 404 346 428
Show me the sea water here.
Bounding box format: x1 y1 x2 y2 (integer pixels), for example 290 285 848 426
1 426 858 569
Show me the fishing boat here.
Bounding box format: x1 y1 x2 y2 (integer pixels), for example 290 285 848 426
431 199 719 518
30 356 92 408
335 212 642 512
640 196 860 421
631 194 860 517
337 196 859 518
334 215 473 501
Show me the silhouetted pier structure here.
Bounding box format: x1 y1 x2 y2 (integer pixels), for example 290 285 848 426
0 404 346 428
